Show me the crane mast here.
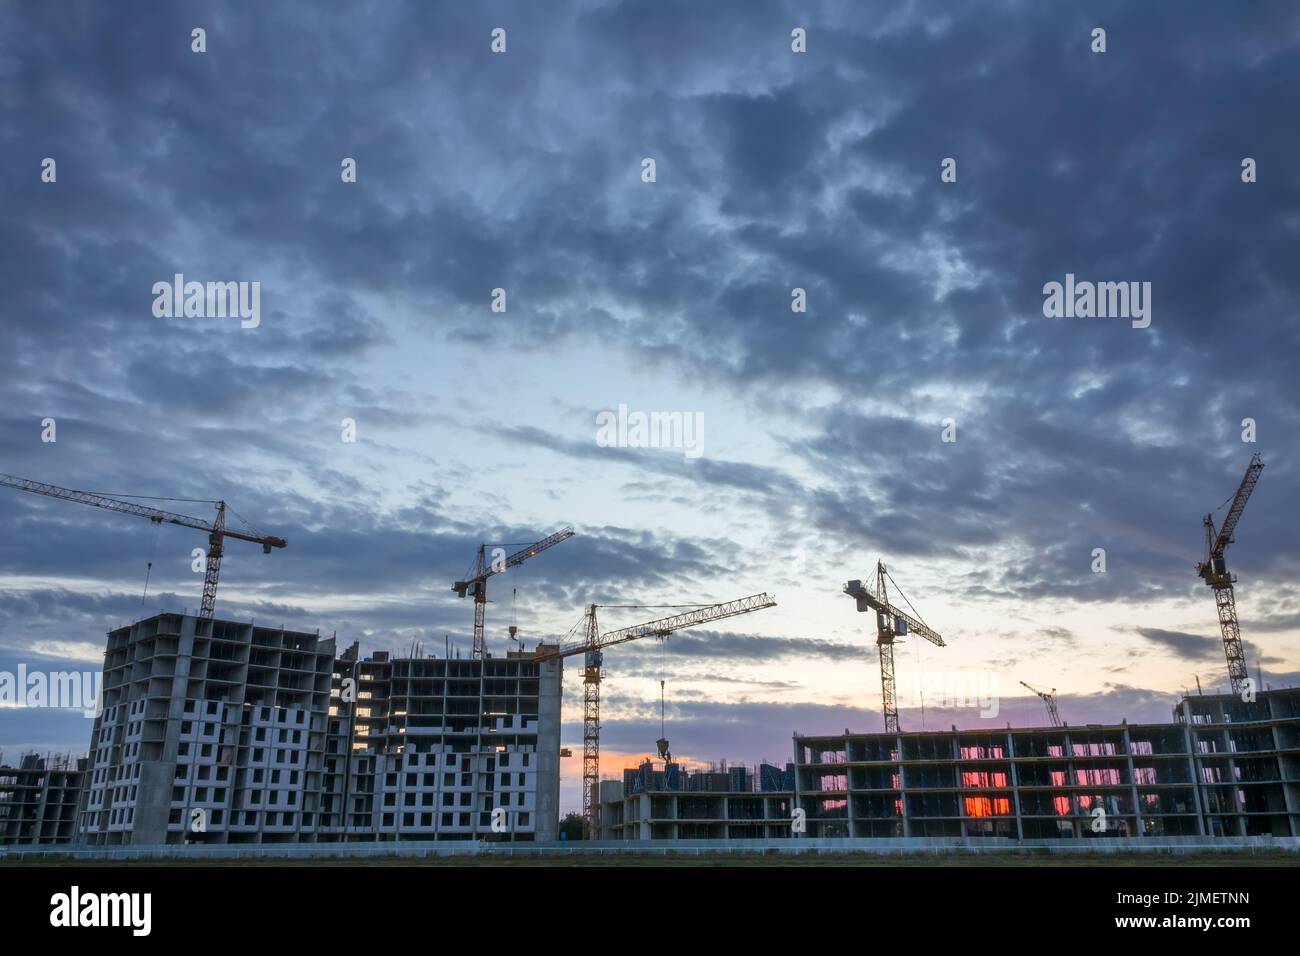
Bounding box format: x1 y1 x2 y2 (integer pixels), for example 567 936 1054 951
1195 453 1264 695
536 592 777 837
453 527 574 659
0 473 285 619
845 561 945 734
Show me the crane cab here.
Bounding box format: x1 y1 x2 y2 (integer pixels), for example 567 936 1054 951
1199 556 1233 587
872 611 911 637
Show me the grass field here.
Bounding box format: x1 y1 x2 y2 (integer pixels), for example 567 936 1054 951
4 851 1294 867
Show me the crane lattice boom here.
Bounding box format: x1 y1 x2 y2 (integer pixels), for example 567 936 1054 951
540 592 777 661
0 473 285 619
453 526 575 659
1195 454 1264 695
537 592 777 838
1203 453 1265 566
845 561 945 734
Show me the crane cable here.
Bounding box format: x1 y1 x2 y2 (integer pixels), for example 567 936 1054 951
510 587 519 644
141 518 162 605
224 504 264 537
80 490 265 537
566 603 722 643
882 566 932 632
595 603 720 610
82 491 218 505
659 633 667 738
915 634 926 729
883 565 931 726
658 633 669 763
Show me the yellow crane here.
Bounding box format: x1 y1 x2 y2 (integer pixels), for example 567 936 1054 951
535 592 777 836
453 527 574 659
1 473 285 619
845 561 945 733
1196 453 1264 695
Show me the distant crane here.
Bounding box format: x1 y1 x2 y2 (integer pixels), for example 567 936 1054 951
1195 453 1264 695
1020 680 1063 727
535 592 778 837
453 527 574 659
845 561 945 733
0 473 286 619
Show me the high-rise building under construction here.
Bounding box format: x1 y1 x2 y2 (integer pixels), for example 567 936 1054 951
76 613 561 845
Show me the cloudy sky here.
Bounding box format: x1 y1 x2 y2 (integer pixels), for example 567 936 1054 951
3 1 1299 813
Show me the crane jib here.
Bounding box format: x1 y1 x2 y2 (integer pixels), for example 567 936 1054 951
2 472 287 619
1210 454 1264 559
539 592 777 661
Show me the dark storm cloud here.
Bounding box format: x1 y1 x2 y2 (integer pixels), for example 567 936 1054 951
1136 626 1225 661
3 0 1299 761
0 423 762 686
1251 614 1300 633
497 424 804 499
624 629 857 665
614 628 860 665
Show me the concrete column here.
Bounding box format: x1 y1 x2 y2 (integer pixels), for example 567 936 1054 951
899 733 910 838
1181 700 1208 836
790 734 804 839
535 656 562 841
1122 722 1142 837
1007 731 1024 840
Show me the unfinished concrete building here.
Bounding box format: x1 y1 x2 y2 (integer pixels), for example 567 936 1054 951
597 760 795 839
78 613 337 845
14 607 1296 849
72 613 563 845
0 753 87 845
793 688 1300 839
320 642 562 842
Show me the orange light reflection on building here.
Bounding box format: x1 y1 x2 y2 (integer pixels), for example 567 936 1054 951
963 797 1012 817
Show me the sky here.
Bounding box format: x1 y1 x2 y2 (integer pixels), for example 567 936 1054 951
2 1 1299 815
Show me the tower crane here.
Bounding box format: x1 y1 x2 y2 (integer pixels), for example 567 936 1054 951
1196 453 1265 695
1020 680 1063 727
534 592 777 837
845 561 945 734
453 527 574 659
0 473 286 619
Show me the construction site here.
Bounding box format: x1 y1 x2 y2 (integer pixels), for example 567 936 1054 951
2 452 1299 855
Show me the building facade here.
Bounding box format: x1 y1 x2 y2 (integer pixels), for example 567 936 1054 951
597 760 795 839
73 613 563 845
0 753 86 845
78 613 337 845
11 609 1297 848
793 689 1300 839
321 641 562 842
